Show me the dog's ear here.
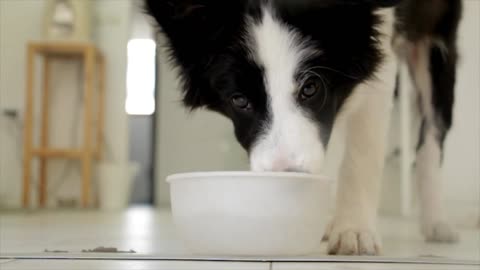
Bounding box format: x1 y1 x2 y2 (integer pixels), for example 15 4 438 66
276 0 401 10
145 0 223 54
363 0 403 7
145 0 243 109
333 0 402 7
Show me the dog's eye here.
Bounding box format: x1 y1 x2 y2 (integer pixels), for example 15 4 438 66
299 81 320 101
231 94 252 111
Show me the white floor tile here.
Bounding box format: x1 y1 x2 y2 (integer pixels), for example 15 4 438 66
1 260 270 270
0 208 185 254
1 207 479 265
0 259 16 264
272 262 479 270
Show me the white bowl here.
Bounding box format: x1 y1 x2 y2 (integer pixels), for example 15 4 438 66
166 171 331 256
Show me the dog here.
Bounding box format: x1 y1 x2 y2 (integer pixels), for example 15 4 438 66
145 0 462 255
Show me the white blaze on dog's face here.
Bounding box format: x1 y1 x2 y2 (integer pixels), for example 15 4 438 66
146 0 387 174
248 10 325 173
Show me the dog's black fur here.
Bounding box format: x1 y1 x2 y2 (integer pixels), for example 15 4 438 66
145 0 402 150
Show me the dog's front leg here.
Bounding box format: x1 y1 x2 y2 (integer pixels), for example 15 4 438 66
327 89 392 255
325 7 397 255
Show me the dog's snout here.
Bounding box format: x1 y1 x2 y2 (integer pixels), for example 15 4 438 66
251 155 308 173
270 157 289 171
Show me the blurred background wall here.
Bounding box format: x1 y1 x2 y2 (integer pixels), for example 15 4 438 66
0 0 132 208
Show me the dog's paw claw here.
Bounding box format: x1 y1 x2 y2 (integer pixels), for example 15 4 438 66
327 229 380 255
321 233 329 242
423 222 459 243
322 220 334 242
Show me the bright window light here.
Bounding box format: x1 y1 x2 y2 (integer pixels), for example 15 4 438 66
126 39 156 115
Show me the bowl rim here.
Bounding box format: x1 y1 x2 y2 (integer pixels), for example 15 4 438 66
166 171 331 183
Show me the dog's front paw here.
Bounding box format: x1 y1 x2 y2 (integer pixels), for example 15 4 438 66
422 221 459 243
327 223 381 255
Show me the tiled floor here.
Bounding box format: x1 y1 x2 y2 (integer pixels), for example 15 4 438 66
1 260 479 270
0 207 479 269
0 259 271 270
271 262 479 270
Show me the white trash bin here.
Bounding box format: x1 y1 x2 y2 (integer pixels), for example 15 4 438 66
98 162 139 210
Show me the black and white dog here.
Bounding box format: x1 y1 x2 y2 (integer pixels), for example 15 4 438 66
145 0 462 255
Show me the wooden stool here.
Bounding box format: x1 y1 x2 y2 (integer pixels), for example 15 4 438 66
23 42 105 208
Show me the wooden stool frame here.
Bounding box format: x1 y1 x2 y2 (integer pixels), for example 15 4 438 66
23 42 104 208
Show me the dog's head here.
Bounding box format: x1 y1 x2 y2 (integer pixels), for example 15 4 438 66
146 0 399 173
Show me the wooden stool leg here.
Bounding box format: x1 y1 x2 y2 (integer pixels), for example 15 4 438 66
81 48 95 208
96 54 105 160
39 56 51 207
81 157 92 208
93 53 104 208
23 45 35 208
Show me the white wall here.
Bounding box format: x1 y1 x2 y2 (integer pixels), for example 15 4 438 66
0 0 44 207
0 0 132 208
